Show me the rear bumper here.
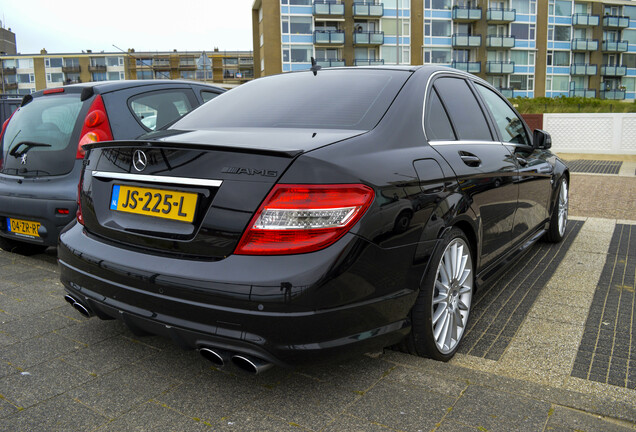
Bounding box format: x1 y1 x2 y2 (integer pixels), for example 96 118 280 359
58 222 423 366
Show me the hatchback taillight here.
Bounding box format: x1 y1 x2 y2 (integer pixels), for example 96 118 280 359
235 184 375 255
0 112 16 170
77 94 113 159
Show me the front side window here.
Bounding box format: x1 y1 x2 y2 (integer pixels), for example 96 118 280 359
475 84 529 145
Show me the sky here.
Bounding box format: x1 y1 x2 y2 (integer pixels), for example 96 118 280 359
1 0 255 55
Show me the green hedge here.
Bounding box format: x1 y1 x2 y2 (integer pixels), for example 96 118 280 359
510 96 636 114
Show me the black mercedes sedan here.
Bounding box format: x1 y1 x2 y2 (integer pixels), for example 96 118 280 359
58 65 569 374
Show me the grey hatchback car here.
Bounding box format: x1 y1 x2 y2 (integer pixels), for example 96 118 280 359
0 80 224 254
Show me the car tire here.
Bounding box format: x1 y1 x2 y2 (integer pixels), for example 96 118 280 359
402 227 474 361
544 177 568 243
0 237 49 256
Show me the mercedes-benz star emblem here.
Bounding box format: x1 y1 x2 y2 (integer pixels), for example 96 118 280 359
132 150 148 172
20 154 28 165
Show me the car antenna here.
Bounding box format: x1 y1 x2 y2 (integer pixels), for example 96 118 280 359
310 57 321 76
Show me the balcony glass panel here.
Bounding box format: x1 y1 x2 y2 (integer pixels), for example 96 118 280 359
313 1 345 15
569 64 597 75
353 59 385 66
353 2 383 17
486 35 515 48
569 89 596 98
316 59 345 67
602 41 628 52
452 6 482 21
486 61 514 74
314 30 345 44
451 34 482 47
571 39 599 51
487 8 516 22
497 88 514 98
571 14 600 26
601 65 627 76
353 31 384 45
600 89 626 100
451 61 481 73
602 15 629 28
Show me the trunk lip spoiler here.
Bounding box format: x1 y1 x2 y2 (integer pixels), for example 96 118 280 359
91 171 223 188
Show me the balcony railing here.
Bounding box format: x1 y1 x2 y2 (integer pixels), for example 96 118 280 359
62 65 81 73
314 30 345 45
353 1 383 17
601 89 626 100
353 59 384 66
572 13 600 26
569 89 596 98
313 1 345 16
487 8 516 23
2 82 18 90
353 31 384 45
602 40 628 52
452 6 482 21
601 64 627 76
179 63 197 70
451 33 482 47
88 65 107 72
497 87 514 98
451 61 481 73
2 67 17 75
486 35 515 48
602 15 629 28
571 38 599 51
486 61 514 74
570 63 597 75
153 60 171 70
316 59 346 68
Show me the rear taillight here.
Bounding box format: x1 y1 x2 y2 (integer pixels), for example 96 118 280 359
77 94 113 159
235 184 374 255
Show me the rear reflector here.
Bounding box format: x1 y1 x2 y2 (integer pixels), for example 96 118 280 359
56 208 70 215
43 88 65 95
235 184 374 255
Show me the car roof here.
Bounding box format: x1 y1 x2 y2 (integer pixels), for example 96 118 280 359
29 80 225 98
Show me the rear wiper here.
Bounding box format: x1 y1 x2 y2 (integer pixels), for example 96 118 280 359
8 141 52 158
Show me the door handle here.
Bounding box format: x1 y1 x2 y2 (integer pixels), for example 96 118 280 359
459 153 481 167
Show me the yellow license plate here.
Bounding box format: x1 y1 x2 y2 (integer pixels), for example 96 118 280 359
110 185 198 223
7 218 40 237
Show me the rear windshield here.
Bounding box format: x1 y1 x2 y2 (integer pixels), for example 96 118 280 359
1 94 83 176
172 69 410 131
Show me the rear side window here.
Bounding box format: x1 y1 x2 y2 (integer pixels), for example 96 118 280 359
433 77 493 141
425 88 456 141
1 94 83 176
172 69 411 131
129 90 194 131
201 91 220 103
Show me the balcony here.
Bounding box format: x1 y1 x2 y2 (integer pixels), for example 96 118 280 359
313 1 345 17
153 59 171 70
179 62 197 70
572 13 599 26
2 67 17 75
602 40 628 52
487 8 516 23
601 89 626 100
2 82 18 90
601 64 627 76
486 35 515 48
486 61 514 74
451 61 481 73
497 87 514 98
353 31 384 45
571 38 598 51
353 1 383 17
452 6 482 22
570 63 597 75
62 65 81 73
64 78 82 85
314 30 345 45
569 89 596 98
353 59 384 66
88 65 107 72
316 59 346 68
451 34 482 48
602 15 629 28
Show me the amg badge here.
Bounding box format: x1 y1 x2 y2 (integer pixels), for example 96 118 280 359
222 167 278 177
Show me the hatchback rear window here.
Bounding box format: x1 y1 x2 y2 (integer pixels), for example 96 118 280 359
172 69 410 131
1 94 83 177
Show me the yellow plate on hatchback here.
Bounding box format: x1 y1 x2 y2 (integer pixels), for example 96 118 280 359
110 185 198 223
7 218 41 237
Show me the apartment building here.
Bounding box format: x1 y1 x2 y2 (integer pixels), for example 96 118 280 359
0 49 254 95
252 0 636 100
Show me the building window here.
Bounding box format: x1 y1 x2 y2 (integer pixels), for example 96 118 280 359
431 20 451 37
181 71 195 79
90 57 106 67
155 70 170 79
107 71 121 81
259 7 263 22
290 16 312 34
106 57 121 67
511 0 530 14
46 73 64 83
554 0 572 16
92 72 107 81
551 76 569 91
137 70 153 80
136 59 153 67
430 0 451 10
17 73 34 83
554 26 570 41
17 58 33 69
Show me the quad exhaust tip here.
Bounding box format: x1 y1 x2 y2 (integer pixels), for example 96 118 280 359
64 294 92 318
198 346 273 374
198 347 229 367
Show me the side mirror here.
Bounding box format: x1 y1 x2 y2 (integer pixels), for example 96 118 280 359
533 129 552 150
